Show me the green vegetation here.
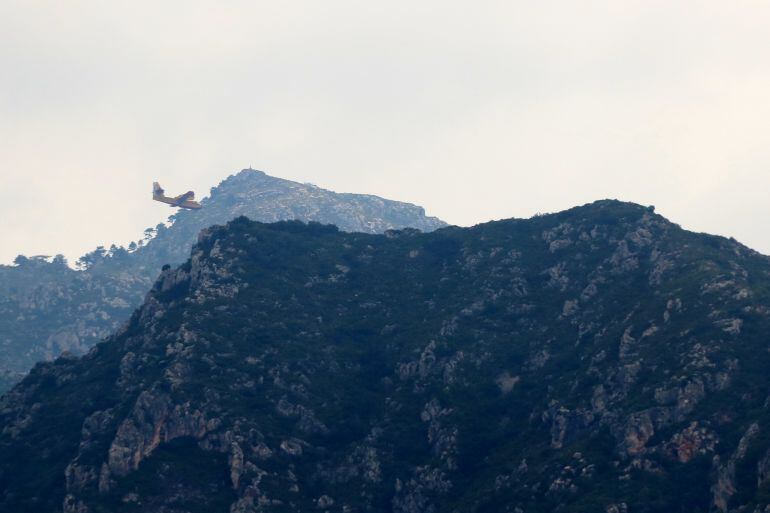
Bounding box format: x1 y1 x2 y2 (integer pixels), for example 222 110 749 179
3 200 770 512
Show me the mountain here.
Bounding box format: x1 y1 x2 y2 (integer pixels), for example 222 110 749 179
134 170 445 268
3 200 770 513
0 170 446 392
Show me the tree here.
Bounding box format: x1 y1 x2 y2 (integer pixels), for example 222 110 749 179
143 227 156 243
52 254 68 267
76 246 107 270
109 245 129 262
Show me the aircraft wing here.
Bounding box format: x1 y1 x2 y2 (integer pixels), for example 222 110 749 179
178 200 202 210
172 191 195 205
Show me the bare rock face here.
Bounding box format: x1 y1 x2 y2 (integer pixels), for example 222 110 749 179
712 424 761 512
544 404 594 450
665 422 718 463
5 201 770 512
621 411 656 456
758 449 770 490
107 391 209 478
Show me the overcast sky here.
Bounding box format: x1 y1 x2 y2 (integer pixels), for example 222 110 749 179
2 1 770 264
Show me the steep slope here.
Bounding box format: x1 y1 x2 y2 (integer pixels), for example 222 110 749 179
3 200 770 513
0 256 148 382
0 170 445 391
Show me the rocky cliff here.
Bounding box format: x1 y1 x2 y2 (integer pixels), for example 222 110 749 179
3 200 770 512
0 170 445 391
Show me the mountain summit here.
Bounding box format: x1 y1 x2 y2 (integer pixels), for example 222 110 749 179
133 169 446 269
0 170 445 391
2 201 770 512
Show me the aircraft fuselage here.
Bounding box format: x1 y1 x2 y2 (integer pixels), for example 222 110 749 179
153 194 202 209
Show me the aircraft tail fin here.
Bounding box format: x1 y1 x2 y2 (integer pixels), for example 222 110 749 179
153 182 164 197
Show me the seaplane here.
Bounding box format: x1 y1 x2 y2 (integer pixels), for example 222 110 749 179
152 182 202 210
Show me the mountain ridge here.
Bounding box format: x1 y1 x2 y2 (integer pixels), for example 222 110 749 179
3 199 770 512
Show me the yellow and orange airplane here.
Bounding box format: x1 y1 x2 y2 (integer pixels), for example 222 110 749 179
152 182 202 209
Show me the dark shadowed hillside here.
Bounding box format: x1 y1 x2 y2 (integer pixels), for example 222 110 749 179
0 170 445 391
3 201 770 512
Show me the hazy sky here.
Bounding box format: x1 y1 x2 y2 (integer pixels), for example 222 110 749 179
3 1 770 264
